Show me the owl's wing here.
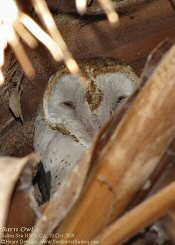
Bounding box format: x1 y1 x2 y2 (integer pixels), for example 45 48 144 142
34 111 87 198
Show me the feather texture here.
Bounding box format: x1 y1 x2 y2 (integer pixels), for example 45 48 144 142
34 58 138 199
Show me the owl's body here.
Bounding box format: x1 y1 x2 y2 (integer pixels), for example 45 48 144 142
34 58 138 200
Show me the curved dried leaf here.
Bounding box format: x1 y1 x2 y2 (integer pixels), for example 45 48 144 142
0 153 38 241
9 76 23 122
4 154 41 243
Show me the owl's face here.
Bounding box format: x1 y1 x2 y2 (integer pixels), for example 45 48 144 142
34 58 138 201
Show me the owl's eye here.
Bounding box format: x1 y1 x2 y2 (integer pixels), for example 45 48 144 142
117 96 127 103
62 101 75 109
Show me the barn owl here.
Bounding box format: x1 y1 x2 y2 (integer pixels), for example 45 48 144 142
33 58 138 202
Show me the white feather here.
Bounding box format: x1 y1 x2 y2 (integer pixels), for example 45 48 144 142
34 60 138 198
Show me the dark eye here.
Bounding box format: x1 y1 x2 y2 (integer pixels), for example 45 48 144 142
62 101 75 109
117 96 127 103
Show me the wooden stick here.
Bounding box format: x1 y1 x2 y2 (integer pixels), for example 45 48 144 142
93 181 175 245
8 31 35 78
32 0 80 74
19 13 62 62
13 20 38 49
97 0 119 25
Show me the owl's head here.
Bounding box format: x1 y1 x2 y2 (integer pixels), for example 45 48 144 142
42 59 138 146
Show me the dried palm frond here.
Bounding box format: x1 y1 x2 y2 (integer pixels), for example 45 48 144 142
0 0 119 86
